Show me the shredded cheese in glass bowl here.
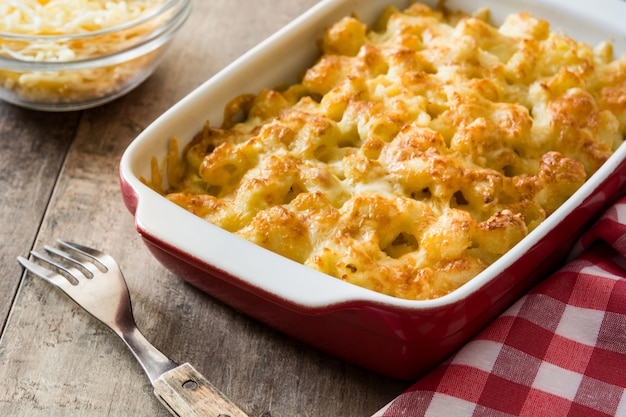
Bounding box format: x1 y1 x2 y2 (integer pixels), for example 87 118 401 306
0 0 191 111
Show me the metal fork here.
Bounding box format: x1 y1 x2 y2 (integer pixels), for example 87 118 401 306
17 239 249 417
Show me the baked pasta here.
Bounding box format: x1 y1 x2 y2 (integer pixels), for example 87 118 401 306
147 2 626 300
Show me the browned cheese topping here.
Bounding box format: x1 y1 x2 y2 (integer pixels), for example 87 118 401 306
148 3 626 300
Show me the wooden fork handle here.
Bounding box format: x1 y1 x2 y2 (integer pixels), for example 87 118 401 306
154 362 250 417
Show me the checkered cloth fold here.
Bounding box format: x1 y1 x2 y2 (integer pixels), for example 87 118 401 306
374 197 626 417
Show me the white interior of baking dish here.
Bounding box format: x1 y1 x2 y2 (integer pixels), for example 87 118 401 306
121 0 626 310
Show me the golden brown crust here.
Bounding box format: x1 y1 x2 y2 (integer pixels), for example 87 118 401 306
153 3 626 300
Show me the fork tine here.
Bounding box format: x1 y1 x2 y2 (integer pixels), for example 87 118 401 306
17 255 76 289
57 239 117 271
43 244 100 277
31 250 89 284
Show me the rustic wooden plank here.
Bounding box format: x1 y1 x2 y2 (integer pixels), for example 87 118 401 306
0 0 410 416
0 105 80 327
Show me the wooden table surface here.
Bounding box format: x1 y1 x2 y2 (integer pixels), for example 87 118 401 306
0 1 411 415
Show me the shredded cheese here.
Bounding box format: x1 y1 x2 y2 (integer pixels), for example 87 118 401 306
0 0 166 62
0 0 164 35
0 0 173 107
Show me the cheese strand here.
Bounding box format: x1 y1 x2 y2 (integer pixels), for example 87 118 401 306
0 0 163 35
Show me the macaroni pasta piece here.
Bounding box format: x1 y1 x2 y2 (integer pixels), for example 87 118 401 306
151 3 626 300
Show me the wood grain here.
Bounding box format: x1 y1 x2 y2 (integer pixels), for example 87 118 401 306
0 0 410 416
0 106 80 326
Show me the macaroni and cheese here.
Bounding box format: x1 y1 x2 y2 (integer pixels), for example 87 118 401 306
150 3 626 300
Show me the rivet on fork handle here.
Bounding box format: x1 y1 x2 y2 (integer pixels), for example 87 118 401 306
154 362 249 417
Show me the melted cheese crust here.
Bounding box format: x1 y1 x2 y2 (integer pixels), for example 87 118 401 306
153 3 626 300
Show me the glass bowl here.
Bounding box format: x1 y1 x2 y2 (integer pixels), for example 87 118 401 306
0 0 191 111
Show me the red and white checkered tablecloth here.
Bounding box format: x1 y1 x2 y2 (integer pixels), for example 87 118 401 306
373 197 626 417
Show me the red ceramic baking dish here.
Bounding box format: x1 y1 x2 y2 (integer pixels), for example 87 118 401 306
120 0 626 379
